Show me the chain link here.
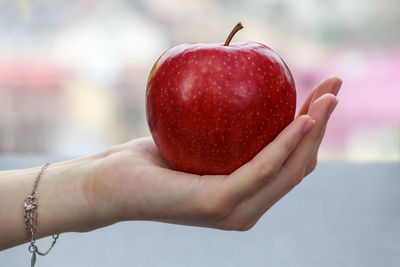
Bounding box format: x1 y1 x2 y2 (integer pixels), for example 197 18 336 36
24 163 60 266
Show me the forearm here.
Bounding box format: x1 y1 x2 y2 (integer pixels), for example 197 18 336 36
0 156 107 251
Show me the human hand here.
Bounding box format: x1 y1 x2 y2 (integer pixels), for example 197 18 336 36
85 76 342 231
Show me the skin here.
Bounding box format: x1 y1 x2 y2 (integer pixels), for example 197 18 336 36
0 76 341 251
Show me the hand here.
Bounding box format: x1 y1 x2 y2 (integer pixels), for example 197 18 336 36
85 76 342 231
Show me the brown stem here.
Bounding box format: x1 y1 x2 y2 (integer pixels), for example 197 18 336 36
224 22 244 46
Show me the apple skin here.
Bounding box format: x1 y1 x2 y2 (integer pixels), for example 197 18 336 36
146 42 296 175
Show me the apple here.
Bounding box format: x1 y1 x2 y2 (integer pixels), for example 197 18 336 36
146 22 296 175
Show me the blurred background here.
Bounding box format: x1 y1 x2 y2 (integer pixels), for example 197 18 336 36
0 0 399 161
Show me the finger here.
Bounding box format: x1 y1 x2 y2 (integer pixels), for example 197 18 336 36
222 114 316 203
303 79 342 175
305 155 317 176
279 93 338 186
303 114 331 176
297 76 342 117
303 102 335 176
221 94 338 226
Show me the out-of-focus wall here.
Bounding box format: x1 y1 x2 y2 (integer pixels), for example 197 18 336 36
0 0 399 160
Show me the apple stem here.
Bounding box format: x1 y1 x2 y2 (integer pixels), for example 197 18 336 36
224 22 244 46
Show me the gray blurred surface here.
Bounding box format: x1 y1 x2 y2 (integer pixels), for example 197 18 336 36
0 157 399 267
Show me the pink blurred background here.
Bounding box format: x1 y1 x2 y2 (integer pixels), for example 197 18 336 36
0 0 399 161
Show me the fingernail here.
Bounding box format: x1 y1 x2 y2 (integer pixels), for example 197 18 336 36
328 97 339 115
303 119 316 134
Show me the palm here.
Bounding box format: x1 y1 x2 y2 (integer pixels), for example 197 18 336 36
126 137 171 168
128 137 226 182
109 137 227 225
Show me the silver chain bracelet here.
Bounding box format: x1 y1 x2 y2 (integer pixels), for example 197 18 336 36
24 163 60 267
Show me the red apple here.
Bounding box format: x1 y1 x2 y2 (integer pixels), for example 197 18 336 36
146 23 296 175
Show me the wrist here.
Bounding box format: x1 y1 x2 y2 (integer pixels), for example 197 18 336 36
30 154 119 239
33 157 105 236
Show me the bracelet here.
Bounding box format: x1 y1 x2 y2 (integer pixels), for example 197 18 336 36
24 163 60 267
